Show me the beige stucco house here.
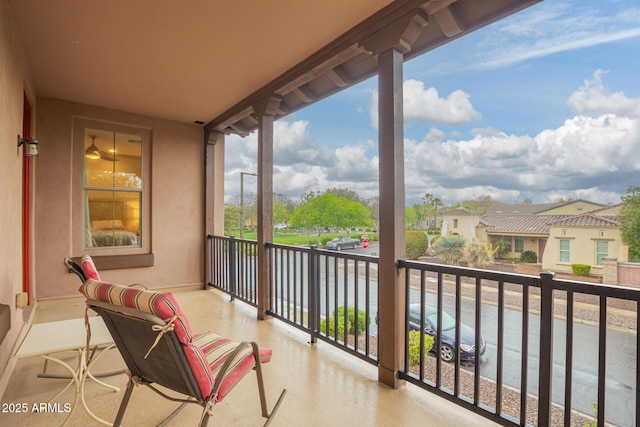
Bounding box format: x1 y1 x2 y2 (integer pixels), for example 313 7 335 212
441 200 628 275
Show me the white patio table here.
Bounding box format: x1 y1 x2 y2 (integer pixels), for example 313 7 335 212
15 316 120 426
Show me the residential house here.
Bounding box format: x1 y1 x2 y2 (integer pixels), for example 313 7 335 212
440 207 480 238
441 200 628 276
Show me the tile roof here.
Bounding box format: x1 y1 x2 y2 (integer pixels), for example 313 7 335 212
482 214 568 234
548 214 619 227
443 208 480 216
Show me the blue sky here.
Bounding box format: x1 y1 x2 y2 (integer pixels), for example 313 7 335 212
225 0 640 206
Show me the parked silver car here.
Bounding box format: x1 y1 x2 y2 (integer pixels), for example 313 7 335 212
325 236 360 250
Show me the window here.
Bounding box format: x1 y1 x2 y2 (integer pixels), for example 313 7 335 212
514 236 524 253
559 239 570 263
73 119 151 258
84 129 142 248
453 219 458 228
596 241 609 266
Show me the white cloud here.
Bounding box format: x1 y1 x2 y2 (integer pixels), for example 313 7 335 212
420 1 640 73
225 119 379 200
369 79 480 129
329 144 378 182
226 70 638 206
403 111 640 204
567 69 640 117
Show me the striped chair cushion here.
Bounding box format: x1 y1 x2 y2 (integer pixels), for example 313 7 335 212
79 279 194 343
79 279 270 401
193 332 272 402
81 255 101 281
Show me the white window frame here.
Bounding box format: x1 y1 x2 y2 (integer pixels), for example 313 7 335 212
72 118 151 257
559 239 571 263
595 240 609 266
514 236 524 253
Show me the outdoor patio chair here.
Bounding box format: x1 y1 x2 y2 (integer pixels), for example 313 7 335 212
64 257 87 282
79 278 286 426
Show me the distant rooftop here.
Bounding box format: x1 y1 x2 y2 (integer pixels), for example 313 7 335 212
486 203 563 215
443 207 480 216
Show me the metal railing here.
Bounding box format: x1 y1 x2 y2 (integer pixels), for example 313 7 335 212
207 235 379 363
267 243 379 364
207 235 258 306
207 234 640 426
398 259 640 427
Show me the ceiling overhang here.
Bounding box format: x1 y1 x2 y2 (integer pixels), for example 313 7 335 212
207 0 542 137
8 0 541 137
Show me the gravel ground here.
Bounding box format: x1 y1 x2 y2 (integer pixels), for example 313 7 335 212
348 334 596 427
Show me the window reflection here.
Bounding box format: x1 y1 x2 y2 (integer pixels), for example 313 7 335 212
84 129 143 248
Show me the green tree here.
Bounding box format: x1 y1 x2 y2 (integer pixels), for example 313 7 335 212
223 205 241 235
620 186 640 261
325 187 362 203
431 196 443 229
273 202 290 227
324 193 372 234
363 197 379 232
493 237 511 259
410 202 426 229
289 192 372 244
405 207 418 230
422 193 436 228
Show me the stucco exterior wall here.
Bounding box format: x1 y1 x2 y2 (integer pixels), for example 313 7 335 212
34 98 204 299
440 214 480 240
0 0 36 391
543 226 622 274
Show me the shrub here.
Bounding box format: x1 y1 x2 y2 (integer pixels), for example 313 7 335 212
465 239 495 268
319 317 350 340
335 306 369 334
354 233 379 242
572 264 591 276
406 231 430 259
320 236 334 247
520 250 538 263
408 330 434 366
433 233 466 265
494 238 511 259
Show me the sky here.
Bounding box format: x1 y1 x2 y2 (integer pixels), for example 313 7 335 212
224 0 640 207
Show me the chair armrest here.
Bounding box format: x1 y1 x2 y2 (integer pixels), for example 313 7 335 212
210 340 260 399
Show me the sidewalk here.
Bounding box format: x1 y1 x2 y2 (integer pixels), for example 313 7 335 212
406 264 638 332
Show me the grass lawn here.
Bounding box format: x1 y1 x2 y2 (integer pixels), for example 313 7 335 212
237 232 325 246
232 231 357 246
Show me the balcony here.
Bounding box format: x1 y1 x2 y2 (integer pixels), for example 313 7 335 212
3 236 638 426
3 284 495 426
207 235 640 427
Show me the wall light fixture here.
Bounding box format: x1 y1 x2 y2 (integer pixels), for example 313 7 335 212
17 135 39 157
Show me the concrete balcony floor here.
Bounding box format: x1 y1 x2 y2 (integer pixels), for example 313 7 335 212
2 287 497 426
